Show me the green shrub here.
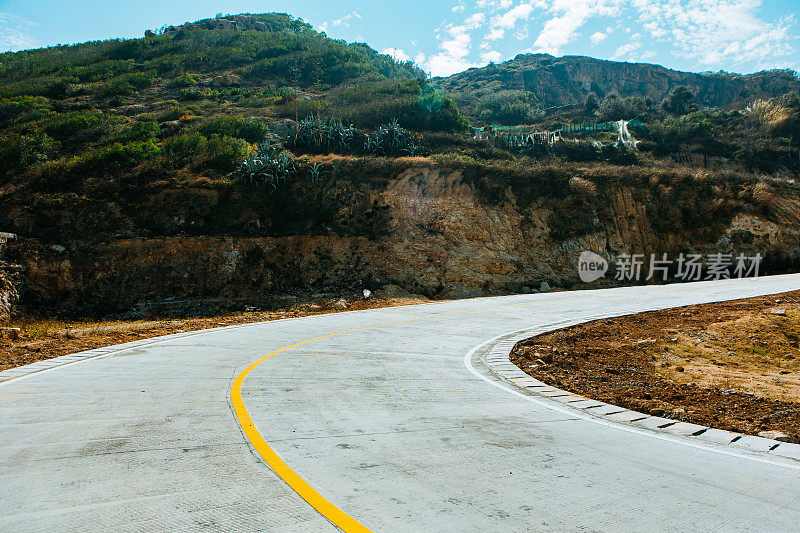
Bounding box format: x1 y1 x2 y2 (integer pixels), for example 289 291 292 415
99 71 157 98
199 116 269 142
369 119 418 155
179 89 203 101
278 79 466 132
0 133 60 175
80 140 160 172
204 134 250 172
44 111 103 144
476 90 541 125
161 133 207 167
123 71 158 89
100 79 136 97
0 96 53 128
114 121 159 142
157 105 185 122
595 94 652 122
287 116 363 154
338 88 467 131
662 86 696 116
168 74 198 88
161 132 249 171
653 112 714 144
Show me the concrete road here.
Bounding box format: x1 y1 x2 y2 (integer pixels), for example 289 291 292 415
2 275 800 532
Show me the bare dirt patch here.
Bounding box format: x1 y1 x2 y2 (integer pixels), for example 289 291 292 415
511 290 800 443
0 296 429 372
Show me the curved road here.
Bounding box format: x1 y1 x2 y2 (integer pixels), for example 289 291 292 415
2 275 800 531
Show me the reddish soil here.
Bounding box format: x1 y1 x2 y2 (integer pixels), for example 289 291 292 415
511 290 800 443
0 296 429 372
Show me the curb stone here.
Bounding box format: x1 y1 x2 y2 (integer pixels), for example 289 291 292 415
482 331 800 463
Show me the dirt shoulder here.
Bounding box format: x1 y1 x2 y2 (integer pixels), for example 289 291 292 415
511 290 800 443
0 296 430 372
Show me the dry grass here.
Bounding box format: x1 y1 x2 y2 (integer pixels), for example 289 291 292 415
746 99 791 132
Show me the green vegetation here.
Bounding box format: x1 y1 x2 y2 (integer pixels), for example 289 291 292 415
0 132 59 176
595 94 653 122
198 116 269 142
0 12 446 191
277 78 466 131
285 116 418 156
1 10 799 256
476 90 541 125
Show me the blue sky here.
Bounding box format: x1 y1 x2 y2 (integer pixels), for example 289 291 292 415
1 1 798 77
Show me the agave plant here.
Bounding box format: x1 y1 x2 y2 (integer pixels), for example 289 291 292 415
309 162 323 183
287 115 361 154
236 142 298 192
371 119 417 156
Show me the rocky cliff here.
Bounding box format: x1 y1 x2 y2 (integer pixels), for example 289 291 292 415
5 162 800 317
435 54 800 114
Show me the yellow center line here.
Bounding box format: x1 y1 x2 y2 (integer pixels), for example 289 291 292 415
229 279 765 532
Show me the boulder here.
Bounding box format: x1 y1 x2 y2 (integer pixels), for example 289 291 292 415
268 119 296 138
758 430 790 442
539 281 550 293
0 327 20 339
159 120 182 132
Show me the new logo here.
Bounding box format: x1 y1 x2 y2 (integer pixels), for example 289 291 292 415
578 251 608 282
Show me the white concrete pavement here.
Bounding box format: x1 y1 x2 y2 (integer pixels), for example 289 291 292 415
1 275 800 531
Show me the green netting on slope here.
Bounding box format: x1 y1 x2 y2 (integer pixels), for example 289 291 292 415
474 119 648 136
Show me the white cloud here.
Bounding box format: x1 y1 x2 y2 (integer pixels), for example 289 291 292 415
632 0 795 70
480 1 622 54
465 13 487 27
423 12 487 76
590 31 607 45
0 12 36 52
380 47 411 62
478 0 514 8
611 32 643 60
611 41 641 60
532 1 622 54
486 2 538 41
318 10 361 33
481 50 504 62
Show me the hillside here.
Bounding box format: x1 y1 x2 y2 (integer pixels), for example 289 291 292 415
1 13 800 319
434 53 800 121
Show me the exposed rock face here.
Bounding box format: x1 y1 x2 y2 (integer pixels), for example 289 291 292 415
0 266 21 323
435 53 800 113
7 165 800 317
158 15 273 36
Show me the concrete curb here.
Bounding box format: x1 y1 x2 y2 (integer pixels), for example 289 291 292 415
481 331 800 463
